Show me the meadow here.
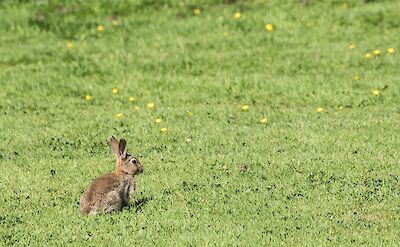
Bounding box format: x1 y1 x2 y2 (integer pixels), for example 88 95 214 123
1 0 400 245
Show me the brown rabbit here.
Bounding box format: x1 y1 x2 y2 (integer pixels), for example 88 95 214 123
79 137 144 215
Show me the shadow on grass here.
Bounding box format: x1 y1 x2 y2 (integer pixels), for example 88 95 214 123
126 196 153 213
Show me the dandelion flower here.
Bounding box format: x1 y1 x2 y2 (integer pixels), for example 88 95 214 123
155 118 162 124
338 106 344 110
128 97 135 102
115 113 124 119
260 117 268 124
223 31 229 37
242 104 249 111
233 12 241 19
160 127 168 133
353 75 360 80
193 8 201 15
372 89 380 96
186 138 191 142
112 88 118 94
66 41 73 49
348 44 355 49
265 23 274 32
365 53 372 59
187 111 193 117
373 49 381 56
387 48 395 54
97 25 105 32
85 95 92 101
134 106 140 111
316 107 324 113
111 19 118 26
147 102 155 109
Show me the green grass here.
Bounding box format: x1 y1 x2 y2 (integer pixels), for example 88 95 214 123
1 0 400 245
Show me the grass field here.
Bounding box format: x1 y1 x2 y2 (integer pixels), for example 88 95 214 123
1 0 400 245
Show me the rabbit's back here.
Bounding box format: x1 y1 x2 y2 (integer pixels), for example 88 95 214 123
80 172 124 215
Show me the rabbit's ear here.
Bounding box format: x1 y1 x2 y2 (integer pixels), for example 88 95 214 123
119 139 127 159
110 136 120 157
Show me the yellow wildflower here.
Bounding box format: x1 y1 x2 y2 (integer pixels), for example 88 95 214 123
387 48 395 54
242 105 249 111
265 23 274 32
365 53 372 59
373 49 381 56
147 102 155 109
66 41 73 49
97 25 105 32
223 31 229 37
128 97 135 102
193 8 201 15
115 113 124 119
155 118 162 124
233 12 241 19
338 106 344 110
316 107 324 113
353 75 360 80
372 89 380 96
160 127 168 133
187 111 194 117
111 19 118 26
348 44 355 49
112 88 118 94
85 95 92 101
260 117 268 124
134 106 140 111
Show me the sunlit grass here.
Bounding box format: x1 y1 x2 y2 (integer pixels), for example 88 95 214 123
0 0 400 246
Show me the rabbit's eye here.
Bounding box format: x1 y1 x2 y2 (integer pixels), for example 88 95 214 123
131 159 138 165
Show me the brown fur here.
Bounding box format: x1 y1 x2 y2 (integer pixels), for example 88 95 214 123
79 137 144 215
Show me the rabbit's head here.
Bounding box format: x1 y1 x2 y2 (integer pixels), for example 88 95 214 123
110 136 144 175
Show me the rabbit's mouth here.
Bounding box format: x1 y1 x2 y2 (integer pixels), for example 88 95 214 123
137 165 144 174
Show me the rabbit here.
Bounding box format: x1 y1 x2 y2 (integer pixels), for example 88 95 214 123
79 136 144 215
